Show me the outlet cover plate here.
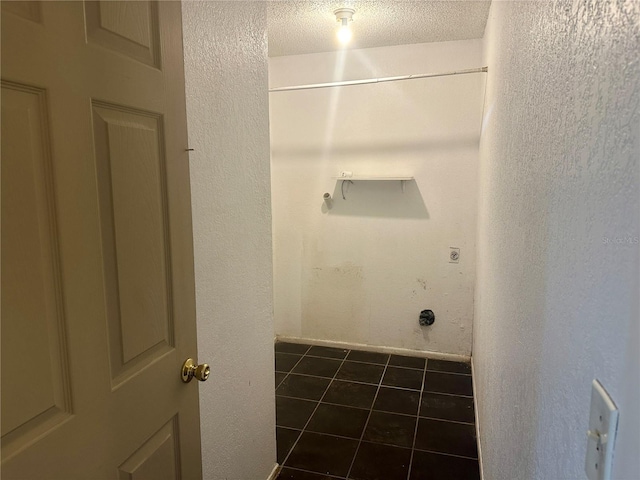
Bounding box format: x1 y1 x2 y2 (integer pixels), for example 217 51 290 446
449 247 460 263
585 379 619 480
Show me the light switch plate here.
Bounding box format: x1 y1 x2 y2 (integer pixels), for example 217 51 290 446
585 379 619 480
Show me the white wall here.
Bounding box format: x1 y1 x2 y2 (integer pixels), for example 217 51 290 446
182 3 276 479
270 41 485 356
475 1 639 479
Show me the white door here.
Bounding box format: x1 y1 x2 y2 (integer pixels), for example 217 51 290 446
1 2 204 478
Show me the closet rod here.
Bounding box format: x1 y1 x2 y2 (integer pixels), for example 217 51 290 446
268 66 488 93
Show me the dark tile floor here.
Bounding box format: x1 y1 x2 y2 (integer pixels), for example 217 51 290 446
274 342 480 480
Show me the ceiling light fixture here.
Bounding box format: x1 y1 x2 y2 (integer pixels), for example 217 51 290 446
334 8 355 45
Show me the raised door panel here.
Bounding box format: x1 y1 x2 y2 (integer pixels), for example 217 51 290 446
92 102 174 387
118 417 180 480
1 1 42 23
0 82 71 459
84 1 160 68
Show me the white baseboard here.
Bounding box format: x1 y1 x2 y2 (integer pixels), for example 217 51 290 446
275 335 471 363
266 463 279 480
471 358 484 480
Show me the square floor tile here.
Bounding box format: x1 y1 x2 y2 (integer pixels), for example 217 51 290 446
277 427 302 463
276 372 287 388
426 358 471 375
373 387 420 415
322 380 378 409
293 357 342 378
409 450 480 480
346 350 389 365
286 432 358 477
307 403 369 439
277 353 302 373
420 392 475 423
276 342 311 355
382 367 423 390
349 441 411 480
362 411 416 448
276 396 318 429
415 418 478 458
307 345 349 359
277 374 331 400
277 468 339 480
336 362 384 384
389 355 425 370
423 371 473 396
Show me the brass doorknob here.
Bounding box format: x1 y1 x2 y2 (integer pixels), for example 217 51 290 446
181 358 210 383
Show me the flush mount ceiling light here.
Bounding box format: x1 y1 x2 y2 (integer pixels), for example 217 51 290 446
333 7 355 45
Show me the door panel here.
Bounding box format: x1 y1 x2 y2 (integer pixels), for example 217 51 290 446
92 103 175 384
118 417 180 480
85 1 161 68
0 82 72 458
1 2 202 478
2 1 42 23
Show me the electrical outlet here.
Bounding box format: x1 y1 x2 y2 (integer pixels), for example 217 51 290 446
585 379 619 480
449 247 460 263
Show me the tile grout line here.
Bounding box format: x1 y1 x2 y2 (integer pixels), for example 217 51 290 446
345 354 392 479
278 348 352 471
425 369 472 377
411 446 479 461
277 371 382 387
310 355 417 370
275 376 287 391
405 357 429 480
275 394 475 426
422 388 473 398
276 370 473 397
278 465 346 479
301 354 389 370
411 415 476 426
276 427 411 450
275 344 312 390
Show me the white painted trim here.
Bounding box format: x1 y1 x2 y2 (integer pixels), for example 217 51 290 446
471 357 484 480
275 335 471 363
266 463 280 480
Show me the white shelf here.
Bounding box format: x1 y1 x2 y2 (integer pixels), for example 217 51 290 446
332 175 413 197
331 176 414 181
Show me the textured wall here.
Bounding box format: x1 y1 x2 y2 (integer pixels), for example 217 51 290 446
475 1 639 479
270 41 485 356
182 3 276 479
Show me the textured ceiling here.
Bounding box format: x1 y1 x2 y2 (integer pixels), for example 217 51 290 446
267 1 492 57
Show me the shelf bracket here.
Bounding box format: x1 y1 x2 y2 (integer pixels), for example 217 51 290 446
341 179 353 200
